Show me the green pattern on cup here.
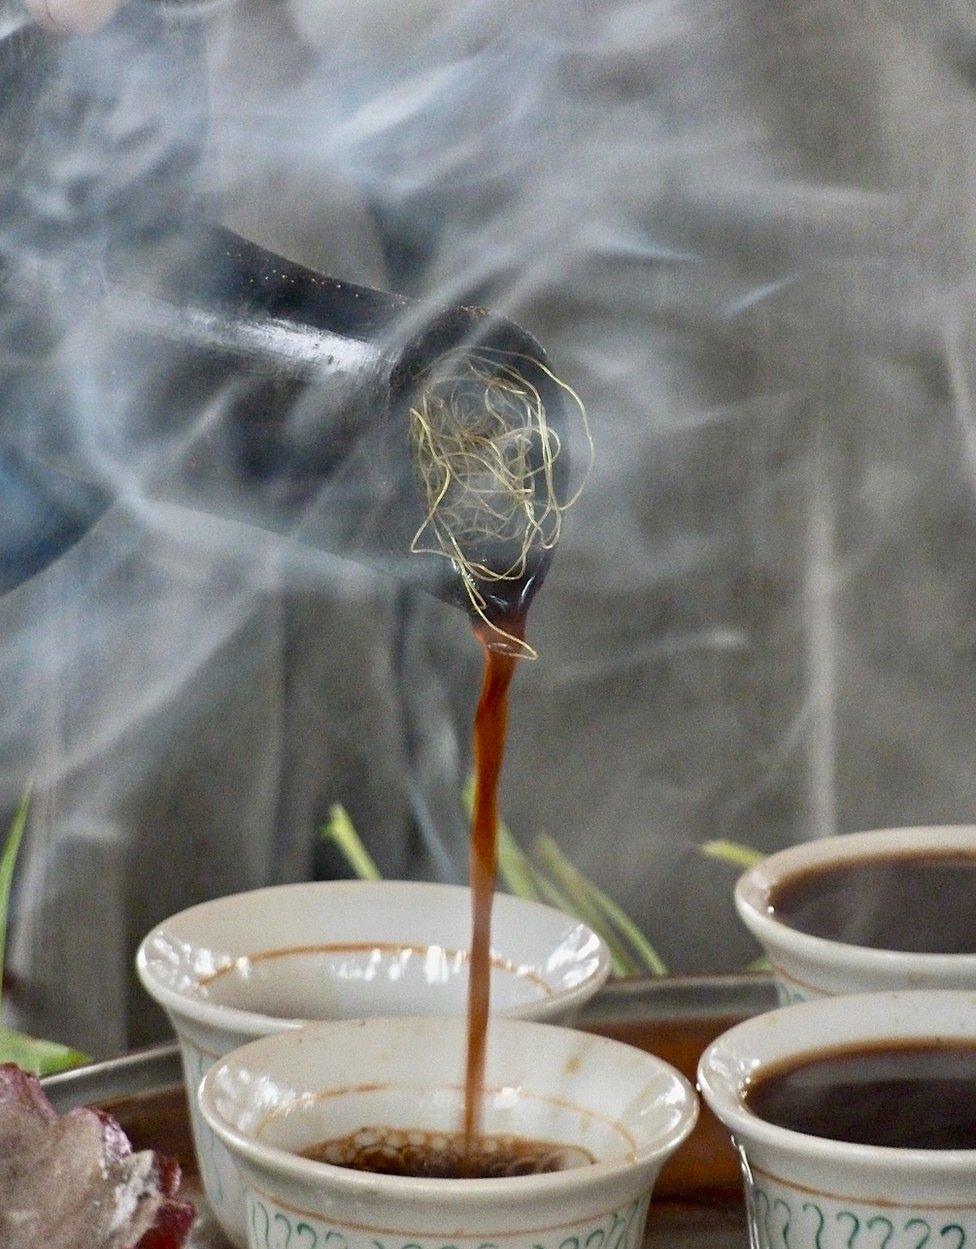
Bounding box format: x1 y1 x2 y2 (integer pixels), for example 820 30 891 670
244 1195 647 1249
183 1041 225 1204
745 1187 972 1249
774 981 810 1007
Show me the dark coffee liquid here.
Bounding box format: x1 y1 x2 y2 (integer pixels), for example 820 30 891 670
301 1127 593 1179
768 850 976 952
464 626 521 1144
746 1040 976 1149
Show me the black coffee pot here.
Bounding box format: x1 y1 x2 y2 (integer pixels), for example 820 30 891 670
0 4 568 626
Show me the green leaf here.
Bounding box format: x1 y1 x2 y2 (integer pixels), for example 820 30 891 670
319 804 381 881
0 786 31 1012
522 863 577 916
530 836 635 975
533 835 667 977
526 859 636 977
0 1026 89 1077
699 839 765 870
573 868 669 976
461 777 539 902
461 772 666 977
0 788 90 1075
497 828 541 902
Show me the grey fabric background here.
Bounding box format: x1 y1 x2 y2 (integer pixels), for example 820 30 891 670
4 0 976 1056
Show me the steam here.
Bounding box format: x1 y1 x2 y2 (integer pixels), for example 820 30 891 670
3 0 976 1052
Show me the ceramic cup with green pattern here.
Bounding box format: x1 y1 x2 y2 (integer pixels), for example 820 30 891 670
735 825 976 1004
138 881 610 1247
199 1015 698 1249
699 990 976 1249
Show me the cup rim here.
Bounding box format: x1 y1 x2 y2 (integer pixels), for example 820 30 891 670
697 990 976 1173
136 880 612 1037
199 1016 699 1203
735 825 976 974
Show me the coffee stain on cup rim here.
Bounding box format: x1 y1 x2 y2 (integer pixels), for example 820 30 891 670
196 941 556 998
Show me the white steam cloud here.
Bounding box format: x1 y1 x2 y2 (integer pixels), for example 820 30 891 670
2 0 976 1051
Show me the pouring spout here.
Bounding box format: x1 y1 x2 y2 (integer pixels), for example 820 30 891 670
2 226 572 621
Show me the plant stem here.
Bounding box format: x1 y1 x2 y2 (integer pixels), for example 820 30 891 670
531 836 642 977
534 835 667 976
0 1026 89 1077
319 804 381 881
699 839 765 870
0 786 32 1013
461 778 539 901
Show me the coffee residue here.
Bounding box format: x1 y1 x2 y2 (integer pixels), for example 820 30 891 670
301 1126 593 1179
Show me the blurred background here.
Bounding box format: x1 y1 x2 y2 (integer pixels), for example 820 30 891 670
3 0 976 1058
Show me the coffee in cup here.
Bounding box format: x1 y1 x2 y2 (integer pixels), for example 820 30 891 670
736 826 976 1002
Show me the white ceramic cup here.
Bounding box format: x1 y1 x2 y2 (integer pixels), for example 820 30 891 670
199 1015 698 1249
137 881 611 1247
735 826 976 1004
699 990 976 1249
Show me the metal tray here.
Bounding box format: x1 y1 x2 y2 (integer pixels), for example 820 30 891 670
41 973 769 1248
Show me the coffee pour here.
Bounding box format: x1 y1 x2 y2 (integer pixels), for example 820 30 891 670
3 219 583 1147
0 5 587 1171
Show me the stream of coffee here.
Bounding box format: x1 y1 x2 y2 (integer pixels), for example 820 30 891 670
463 622 523 1145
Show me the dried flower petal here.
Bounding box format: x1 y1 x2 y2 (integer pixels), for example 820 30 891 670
0 1063 194 1249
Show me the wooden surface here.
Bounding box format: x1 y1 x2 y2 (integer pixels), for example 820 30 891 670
645 1202 746 1248
101 1012 749 1249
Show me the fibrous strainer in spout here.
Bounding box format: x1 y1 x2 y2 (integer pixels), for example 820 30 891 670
399 315 589 657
